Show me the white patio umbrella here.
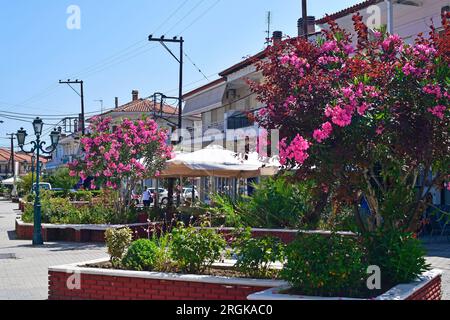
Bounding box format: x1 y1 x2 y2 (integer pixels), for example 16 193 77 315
157 145 280 179
1 177 22 186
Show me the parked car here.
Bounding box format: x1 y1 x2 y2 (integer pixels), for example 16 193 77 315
32 182 52 192
182 187 199 202
148 188 169 205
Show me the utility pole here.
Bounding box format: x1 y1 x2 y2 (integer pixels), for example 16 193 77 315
59 79 85 135
6 134 15 177
148 35 184 132
386 0 394 34
148 35 184 212
302 0 308 39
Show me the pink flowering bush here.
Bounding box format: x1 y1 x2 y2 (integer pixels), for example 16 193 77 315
250 13 450 232
69 116 172 217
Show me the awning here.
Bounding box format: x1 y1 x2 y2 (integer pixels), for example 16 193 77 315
157 145 280 179
183 83 227 116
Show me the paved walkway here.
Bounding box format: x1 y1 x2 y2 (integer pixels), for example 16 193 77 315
0 199 107 300
0 199 449 300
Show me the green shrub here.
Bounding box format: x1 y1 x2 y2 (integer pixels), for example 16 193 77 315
171 225 227 273
122 239 159 271
21 191 132 225
232 228 285 278
210 177 316 229
281 233 367 298
105 227 133 268
365 230 430 286
48 167 79 192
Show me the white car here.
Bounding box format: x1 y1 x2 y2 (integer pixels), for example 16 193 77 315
182 188 199 202
148 188 169 205
33 183 52 192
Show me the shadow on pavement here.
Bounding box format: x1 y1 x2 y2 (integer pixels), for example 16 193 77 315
0 242 105 252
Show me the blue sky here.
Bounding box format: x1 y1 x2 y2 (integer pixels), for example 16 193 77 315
0 0 363 148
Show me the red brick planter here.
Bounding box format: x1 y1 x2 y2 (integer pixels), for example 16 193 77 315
48 259 285 301
16 219 150 243
16 218 353 244
247 270 443 301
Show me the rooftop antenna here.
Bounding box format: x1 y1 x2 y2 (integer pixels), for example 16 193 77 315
265 11 272 47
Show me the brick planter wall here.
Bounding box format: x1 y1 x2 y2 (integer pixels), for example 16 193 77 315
16 218 355 244
48 260 284 301
16 219 150 243
406 274 442 300
248 270 443 301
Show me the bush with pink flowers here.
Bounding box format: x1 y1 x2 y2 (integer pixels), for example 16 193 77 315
69 116 172 219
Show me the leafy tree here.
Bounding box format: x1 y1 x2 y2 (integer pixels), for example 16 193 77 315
250 13 450 233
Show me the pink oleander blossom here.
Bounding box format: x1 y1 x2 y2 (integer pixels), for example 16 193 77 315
428 105 447 120
279 135 311 166
313 122 333 143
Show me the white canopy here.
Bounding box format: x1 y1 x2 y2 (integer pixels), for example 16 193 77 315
1 177 22 186
158 145 280 178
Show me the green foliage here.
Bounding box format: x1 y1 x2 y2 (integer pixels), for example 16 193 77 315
281 233 368 297
319 205 359 232
21 191 130 225
150 231 173 272
365 230 430 286
171 225 227 273
105 227 133 268
210 177 316 229
122 239 159 271
17 173 48 195
48 167 79 192
232 228 285 278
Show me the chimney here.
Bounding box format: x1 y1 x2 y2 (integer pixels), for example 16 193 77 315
115 97 119 109
272 31 283 44
298 16 316 37
132 90 139 101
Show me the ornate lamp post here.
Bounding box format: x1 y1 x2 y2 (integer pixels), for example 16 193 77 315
16 118 61 245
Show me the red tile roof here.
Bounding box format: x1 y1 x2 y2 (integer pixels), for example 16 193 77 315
0 148 48 164
316 0 383 24
94 98 178 120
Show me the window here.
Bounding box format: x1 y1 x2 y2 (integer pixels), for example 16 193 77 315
227 112 253 130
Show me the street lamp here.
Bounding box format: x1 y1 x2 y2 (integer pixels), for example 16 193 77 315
16 118 61 246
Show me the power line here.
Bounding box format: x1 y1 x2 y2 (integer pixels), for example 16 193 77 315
184 51 209 81
176 0 222 35
152 0 191 34
164 0 207 36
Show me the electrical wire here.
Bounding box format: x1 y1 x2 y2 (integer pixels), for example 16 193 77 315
184 52 210 81
164 0 207 36
176 0 222 36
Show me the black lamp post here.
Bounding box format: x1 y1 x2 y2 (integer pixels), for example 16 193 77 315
16 117 61 245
